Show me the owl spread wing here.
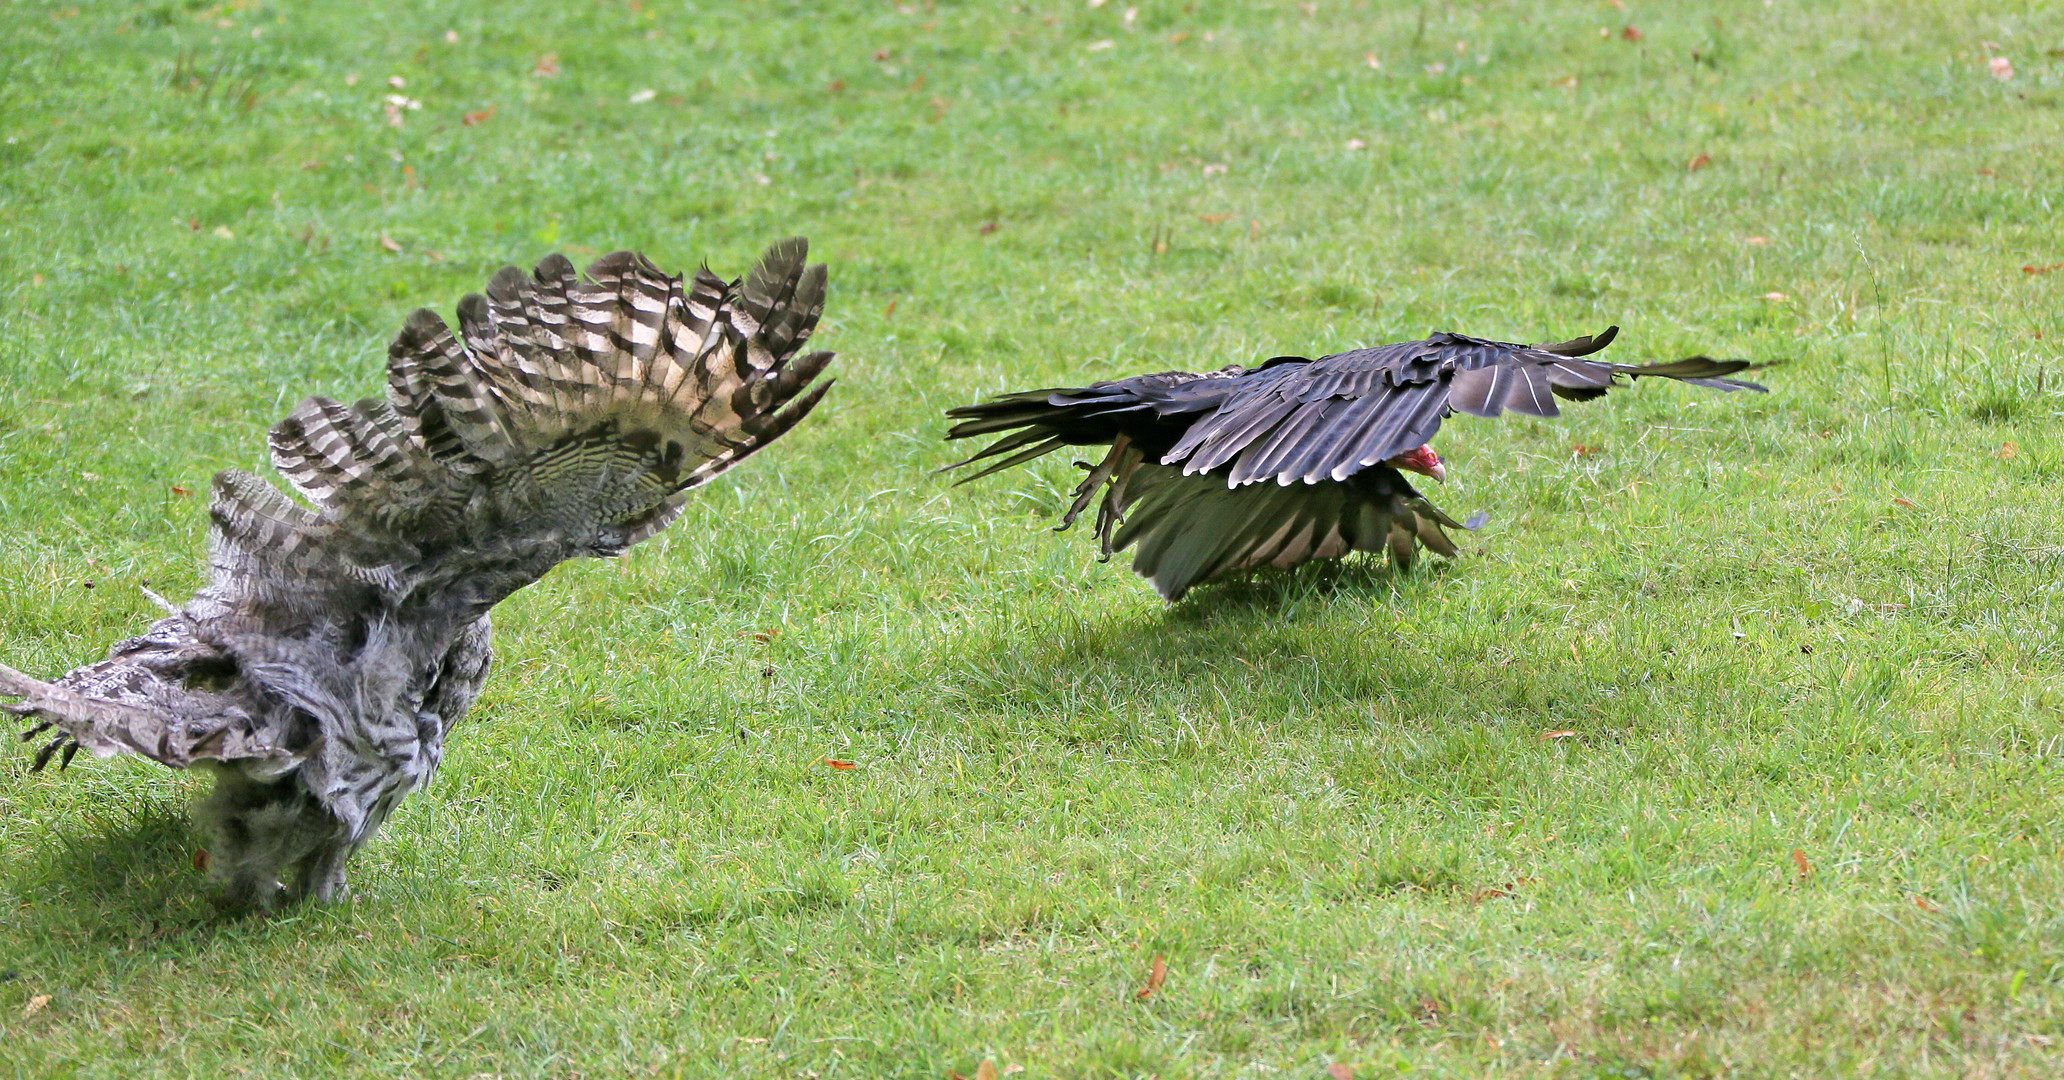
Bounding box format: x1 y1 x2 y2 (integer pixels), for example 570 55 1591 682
9 242 835 772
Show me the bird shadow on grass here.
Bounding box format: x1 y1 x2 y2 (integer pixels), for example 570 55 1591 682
940 555 1465 733
1161 554 1464 624
6 791 244 942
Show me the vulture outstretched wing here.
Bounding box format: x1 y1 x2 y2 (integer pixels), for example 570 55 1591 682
945 326 1763 599
6 241 834 905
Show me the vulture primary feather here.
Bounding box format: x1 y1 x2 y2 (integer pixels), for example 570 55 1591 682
4 240 834 907
944 326 1763 600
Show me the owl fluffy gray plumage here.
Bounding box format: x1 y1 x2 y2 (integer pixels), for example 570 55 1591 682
2 240 835 908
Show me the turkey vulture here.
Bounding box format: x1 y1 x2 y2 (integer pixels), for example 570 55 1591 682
944 326 1762 600
3 240 834 907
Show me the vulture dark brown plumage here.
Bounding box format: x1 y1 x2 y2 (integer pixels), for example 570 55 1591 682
945 326 1763 600
4 240 834 907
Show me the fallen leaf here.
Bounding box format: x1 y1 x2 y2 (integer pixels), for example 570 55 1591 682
2022 262 2063 275
1914 895 1936 912
299 159 325 170
1998 441 2019 460
1761 291 1790 301
24 995 50 1018
462 106 496 126
828 79 845 92
979 221 999 235
822 758 857 770
532 52 561 78
1892 496 1916 509
1570 443 1601 456
1328 1066 1354 1080
1169 31 1190 44
1202 162 1227 176
444 30 458 43
170 485 193 497
1744 235 1768 245
1621 25 1642 42
211 225 234 241
1552 74 1577 88
387 75 406 89
883 299 897 320
192 848 210 872
747 628 781 643
1363 51 1380 68
976 1062 999 1080
1989 56 2014 81
1122 6 1138 28
1542 729 1577 740
1135 953 1167 1000
1686 152 1711 171
379 233 402 253
1004 1065 1025 1075
345 72 360 87
1086 39 1114 52
1297 1 1317 15
1345 137 1367 151
1792 847 1812 880
1199 213 1234 224
1976 167 1996 177
383 94 421 127
628 89 657 104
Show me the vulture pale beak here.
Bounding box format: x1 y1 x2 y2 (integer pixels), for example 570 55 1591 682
1386 445 1446 483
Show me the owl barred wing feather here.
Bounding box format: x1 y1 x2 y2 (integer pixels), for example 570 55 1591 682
6 240 833 906
944 326 1761 600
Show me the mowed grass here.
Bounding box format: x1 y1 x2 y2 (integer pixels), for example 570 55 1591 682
2 0 2062 1075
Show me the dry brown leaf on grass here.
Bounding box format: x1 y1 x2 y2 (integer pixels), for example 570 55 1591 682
532 53 560 78
170 485 192 497
1686 153 1711 171
1542 729 1577 741
975 1062 999 1080
1200 213 1234 224
822 758 857 770
979 221 999 235
1998 441 2019 460
1620 25 1642 42
1892 496 1917 509
192 849 209 872
1792 848 1813 881
1135 954 1167 1000
2023 262 2063 275
1328 1065 1354 1080
1570 443 1601 457
462 106 496 126
378 233 402 253
24 994 50 1018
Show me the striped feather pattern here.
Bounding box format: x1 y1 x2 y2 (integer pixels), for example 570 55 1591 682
7 240 834 907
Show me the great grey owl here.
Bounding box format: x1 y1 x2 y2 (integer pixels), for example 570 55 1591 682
3 239 834 907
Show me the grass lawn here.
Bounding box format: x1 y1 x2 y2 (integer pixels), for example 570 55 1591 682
3 0 2063 1075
